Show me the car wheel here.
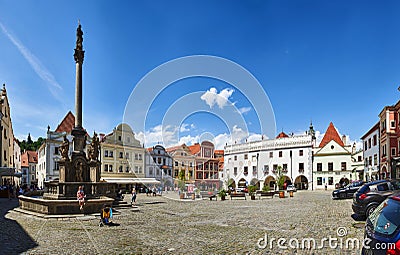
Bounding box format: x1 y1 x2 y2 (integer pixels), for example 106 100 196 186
339 193 346 199
366 205 377 217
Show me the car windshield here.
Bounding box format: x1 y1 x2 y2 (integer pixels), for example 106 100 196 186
368 198 400 236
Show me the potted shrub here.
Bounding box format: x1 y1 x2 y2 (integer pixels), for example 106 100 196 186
262 185 270 192
248 185 257 200
275 165 286 198
218 189 227 201
178 170 186 199
195 188 201 198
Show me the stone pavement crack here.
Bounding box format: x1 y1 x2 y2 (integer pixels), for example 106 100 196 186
34 219 47 243
75 218 100 254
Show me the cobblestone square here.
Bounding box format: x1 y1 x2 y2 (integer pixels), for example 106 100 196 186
1 190 364 254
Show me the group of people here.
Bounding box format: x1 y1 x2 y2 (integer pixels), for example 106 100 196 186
1 182 38 199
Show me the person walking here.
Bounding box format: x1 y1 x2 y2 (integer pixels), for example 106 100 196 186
131 188 137 206
77 186 86 211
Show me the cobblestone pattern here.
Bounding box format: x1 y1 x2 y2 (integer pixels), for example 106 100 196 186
2 191 364 254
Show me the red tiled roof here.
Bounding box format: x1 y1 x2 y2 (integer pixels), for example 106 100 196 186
55 111 75 133
319 122 345 148
165 144 184 152
147 148 153 152
21 150 38 167
214 150 224 155
188 143 200 155
276 132 289 139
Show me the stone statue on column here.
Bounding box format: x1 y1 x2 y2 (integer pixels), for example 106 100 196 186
88 132 100 161
60 135 70 161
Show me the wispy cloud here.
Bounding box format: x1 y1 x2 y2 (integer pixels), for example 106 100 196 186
0 22 63 100
238 106 252 114
180 123 195 132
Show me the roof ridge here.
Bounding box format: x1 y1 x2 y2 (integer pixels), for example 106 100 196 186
319 122 345 148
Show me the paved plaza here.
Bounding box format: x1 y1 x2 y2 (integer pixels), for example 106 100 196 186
1 190 365 254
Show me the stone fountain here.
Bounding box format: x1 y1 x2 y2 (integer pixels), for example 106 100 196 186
18 23 116 215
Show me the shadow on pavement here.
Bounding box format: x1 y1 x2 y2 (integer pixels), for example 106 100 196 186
351 213 366 222
0 198 38 254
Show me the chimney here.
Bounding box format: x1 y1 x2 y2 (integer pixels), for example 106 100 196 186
342 135 347 145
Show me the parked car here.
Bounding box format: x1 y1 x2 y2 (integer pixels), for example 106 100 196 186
235 187 248 193
286 184 297 192
352 180 400 218
332 181 365 199
361 193 400 254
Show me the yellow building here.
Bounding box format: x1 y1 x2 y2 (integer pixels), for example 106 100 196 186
100 123 157 190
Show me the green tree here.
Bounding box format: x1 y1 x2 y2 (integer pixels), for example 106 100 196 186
19 134 45 152
276 165 285 190
177 170 186 191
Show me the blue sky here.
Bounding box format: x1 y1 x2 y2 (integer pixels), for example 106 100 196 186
1 1 400 149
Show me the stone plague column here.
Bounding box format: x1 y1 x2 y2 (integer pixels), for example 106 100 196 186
72 22 86 156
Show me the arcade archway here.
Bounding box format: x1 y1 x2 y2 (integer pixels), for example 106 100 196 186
238 178 247 188
250 178 260 190
294 175 308 190
264 176 276 189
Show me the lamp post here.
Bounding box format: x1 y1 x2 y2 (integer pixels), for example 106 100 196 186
256 153 259 189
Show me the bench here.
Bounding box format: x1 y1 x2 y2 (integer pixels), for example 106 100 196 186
200 191 218 200
258 191 275 199
230 192 246 200
209 194 217 201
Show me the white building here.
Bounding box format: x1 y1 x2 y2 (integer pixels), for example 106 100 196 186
13 138 21 184
313 122 359 190
36 112 75 189
145 145 174 188
361 122 380 181
223 124 316 191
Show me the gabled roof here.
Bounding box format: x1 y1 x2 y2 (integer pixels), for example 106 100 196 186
55 111 75 133
276 131 289 139
188 143 200 155
360 122 380 140
165 144 184 153
21 150 38 167
319 122 344 148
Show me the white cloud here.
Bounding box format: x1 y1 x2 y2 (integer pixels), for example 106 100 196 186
180 123 195 132
0 22 62 100
238 107 252 114
200 87 234 109
213 125 262 149
137 124 179 147
178 134 199 145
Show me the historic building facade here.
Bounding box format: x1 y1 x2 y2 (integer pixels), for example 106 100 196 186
361 122 380 181
313 122 360 190
36 112 75 189
21 150 38 186
13 138 21 184
145 145 174 188
223 124 315 191
189 141 220 190
379 102 400 179
100 123 146 182
167 144 196 186
0 84 15 168
167 141 223 191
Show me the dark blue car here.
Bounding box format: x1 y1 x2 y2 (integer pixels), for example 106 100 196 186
362 194 400 254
